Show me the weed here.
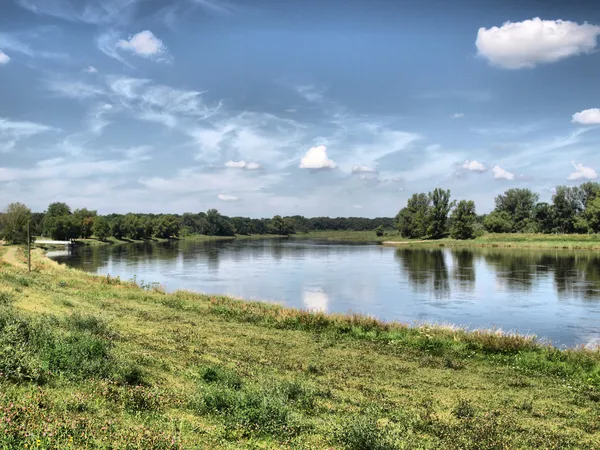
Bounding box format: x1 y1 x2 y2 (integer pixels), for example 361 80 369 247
335 413 398 450
0 290 14 306
452 399 476 419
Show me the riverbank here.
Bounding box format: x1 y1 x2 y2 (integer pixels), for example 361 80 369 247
0 246 599 448
73 233 288 247
383 232 600 250
292 230 399 242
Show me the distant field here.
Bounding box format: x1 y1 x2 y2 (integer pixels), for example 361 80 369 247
384 233 600 250
292 230 400 242
0 245 598 448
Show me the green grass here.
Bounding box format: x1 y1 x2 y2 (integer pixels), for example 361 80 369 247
384 232 600 250
0 246 599 448
75 234 288 247
292 230 401 242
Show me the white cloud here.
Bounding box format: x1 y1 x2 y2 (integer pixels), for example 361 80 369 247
451 113 464 119
117 30 167 58
225 160 246 168
224 160 262 170
462 160 486 172
0 117 56 152
299 145 337 170
295 85 324 103
476 18 600 69
0 50 10 64
218 194 239 202
572 108 600 125
567 161 598 180
46 79 105 100
492 165 515 180
351 165 377 174
353 204 363 209
84 65 98 73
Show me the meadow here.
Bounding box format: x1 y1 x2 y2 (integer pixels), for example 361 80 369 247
0 244 599 449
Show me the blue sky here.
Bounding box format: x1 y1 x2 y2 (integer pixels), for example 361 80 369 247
1 0 600 217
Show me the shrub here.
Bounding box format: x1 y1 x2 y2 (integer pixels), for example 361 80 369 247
335 413 398 450
452 399 476 419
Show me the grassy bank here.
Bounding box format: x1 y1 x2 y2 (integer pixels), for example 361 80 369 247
384 233 600 250
74 234 288 247
0 246 599 449
292 230 400 242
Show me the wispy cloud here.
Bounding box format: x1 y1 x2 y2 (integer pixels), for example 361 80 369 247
84 65 98 73
17 0 140 25
0 118 57 152
46 78 106 100
418 89 492 102
0 31 68 60
218 194 239 202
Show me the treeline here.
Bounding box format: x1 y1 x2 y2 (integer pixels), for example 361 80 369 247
0 201 395 244
396 181 600 240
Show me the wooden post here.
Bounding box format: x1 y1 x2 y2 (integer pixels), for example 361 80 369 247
27 221 31 273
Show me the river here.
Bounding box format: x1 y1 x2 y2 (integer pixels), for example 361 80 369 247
48 238 600 347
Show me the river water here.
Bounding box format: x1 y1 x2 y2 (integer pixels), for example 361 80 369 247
48 238 600 347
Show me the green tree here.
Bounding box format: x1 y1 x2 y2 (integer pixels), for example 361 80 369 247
154 215 180 239
204 209 235 236
44 215 80 240
580 182 600 208
110 218 124 239
427 188 453 239
484 211 514 233
494 188 539 232
0 203 32 244
375 225 385 237
533 202 554 234
585 197 600 233
396 193 430 238
42 202 75 238
92 216 111 241
74 208 97 238
450 200 476 240
270 215 294 235
45 202 71 217
552 186 585 233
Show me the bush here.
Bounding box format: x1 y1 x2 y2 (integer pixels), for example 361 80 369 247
335 413 398 450
194 365 315 437
0 308 117 383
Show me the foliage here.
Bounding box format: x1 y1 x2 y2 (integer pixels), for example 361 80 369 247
483 211 513 233
92 216 111 241
450 200 476 239
493 188 539 232
427 188 454 239
552 185 585 233
0 202 32 244
396 193 431 238
154 215 180 239
43 215 80 240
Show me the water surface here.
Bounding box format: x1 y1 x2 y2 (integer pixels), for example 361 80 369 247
49 238 600 347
